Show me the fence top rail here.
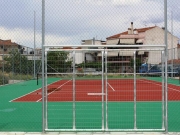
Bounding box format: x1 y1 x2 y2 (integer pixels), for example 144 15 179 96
45 48 165 52
44 44 166 48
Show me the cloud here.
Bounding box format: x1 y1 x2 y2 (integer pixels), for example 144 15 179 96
0 0 179 48
113 0 141 6
0 26 73 48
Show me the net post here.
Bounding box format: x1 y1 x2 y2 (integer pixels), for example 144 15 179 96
133 51 137 129
37 73 39 85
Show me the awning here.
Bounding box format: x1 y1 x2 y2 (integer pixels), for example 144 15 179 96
118 51 134 56
138 51 144 55
97 51 134 57
106 39 119 45
136 39 144 43
97 51 119 57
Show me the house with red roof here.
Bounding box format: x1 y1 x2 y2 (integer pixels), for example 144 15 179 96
103 22 179 72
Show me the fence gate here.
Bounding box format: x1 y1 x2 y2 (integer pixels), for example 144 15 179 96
42 45 167 132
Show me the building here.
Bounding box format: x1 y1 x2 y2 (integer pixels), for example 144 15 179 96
178 44 180 59
81 38 106 63
106 22 179 66
0 39 21 54
0 39 41 65
77 23 179 73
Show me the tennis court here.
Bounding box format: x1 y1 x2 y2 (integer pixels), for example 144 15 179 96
1 76 180 132
11 78 180 102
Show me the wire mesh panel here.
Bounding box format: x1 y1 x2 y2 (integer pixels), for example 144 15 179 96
43 46 166 132
105 49 165 130
0 44 40 85
3 0 180 133
44 49 105 130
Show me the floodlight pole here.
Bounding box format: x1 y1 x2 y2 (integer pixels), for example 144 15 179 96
34 11 36 79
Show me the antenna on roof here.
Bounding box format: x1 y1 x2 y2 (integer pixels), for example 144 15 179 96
143 21 147 27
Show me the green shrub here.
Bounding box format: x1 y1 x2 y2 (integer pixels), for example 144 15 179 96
0 72 9 85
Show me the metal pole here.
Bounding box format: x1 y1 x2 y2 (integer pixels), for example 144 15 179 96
171 11 173 78
101 50 104 130
2 43 5 85
12 45 14 83
26 47 28 80
105 51 108 130
45 51 48 129
34 11 36 79
42 0 45 132
161 51 165 129
20 44 21 80
73 51 76 129
93 37 95 45
133 51 137 129
164 0 168 132
44 45 166 48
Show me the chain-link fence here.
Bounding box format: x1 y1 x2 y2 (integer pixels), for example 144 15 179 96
0 42 41 85
0 0 180 133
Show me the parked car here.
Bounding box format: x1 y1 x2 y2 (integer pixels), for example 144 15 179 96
139 63 161 76
168 66 180 77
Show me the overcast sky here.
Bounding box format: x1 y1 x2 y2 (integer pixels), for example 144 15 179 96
0 0 180 48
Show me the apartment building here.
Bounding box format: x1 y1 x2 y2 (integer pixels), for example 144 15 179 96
106 22 179 65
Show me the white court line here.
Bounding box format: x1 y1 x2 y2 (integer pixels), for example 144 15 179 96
36 79 72 102
87 93 106 96
87 82 115 96
139 79 180 93
9 79 62 102
107 82 115 91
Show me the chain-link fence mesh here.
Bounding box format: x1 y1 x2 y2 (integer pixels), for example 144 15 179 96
0 0 180 133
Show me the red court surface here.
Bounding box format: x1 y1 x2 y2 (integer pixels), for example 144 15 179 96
12 79 180 102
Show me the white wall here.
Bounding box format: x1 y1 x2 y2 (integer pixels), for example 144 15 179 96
144 27 179 64
178 48 180 59
75 52 84 64
85 53 94 61
120 39 135 44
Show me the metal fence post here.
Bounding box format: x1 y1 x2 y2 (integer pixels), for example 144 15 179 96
161 51 165 129
164 0 168 133
73 50 76 129
105 50 108 130
101 50 105 130
42 0 45 132
133 51 137 129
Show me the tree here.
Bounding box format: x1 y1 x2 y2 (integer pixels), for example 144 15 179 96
130 58 142 73
47 51 72 73
4 49 30 74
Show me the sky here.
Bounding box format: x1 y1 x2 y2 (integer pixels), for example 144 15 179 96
0 0 180 48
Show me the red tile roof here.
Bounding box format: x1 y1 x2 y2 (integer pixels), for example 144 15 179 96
106 26 156 39
167 59 180 64
0 39 18 46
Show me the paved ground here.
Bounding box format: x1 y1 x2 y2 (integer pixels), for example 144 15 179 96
0 132 179 135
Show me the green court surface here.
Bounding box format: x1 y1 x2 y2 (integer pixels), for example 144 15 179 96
0 77 180 132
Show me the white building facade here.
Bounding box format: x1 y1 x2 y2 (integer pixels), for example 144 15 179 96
106 22 179 65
